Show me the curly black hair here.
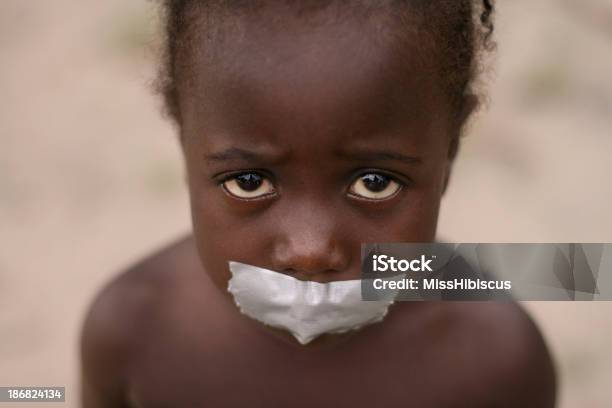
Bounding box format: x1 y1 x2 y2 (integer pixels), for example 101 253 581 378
156 0 496 128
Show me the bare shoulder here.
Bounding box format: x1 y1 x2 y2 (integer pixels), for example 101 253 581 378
80 235 199 406
449 302 557 407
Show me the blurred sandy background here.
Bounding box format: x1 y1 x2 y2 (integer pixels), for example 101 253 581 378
1 0 611 406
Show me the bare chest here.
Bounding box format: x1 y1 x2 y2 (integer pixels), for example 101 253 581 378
125 326 490 408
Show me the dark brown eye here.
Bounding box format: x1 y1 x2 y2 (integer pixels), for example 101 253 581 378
349 173 401 200
222 173 275 199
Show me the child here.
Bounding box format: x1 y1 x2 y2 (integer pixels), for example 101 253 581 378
81 1 557 406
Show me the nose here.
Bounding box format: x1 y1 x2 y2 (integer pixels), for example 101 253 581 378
270 204 351 279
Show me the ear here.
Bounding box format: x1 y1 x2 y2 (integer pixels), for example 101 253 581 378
447 94 478 160
442 162 454 195
178 130 190 187
443 94 478 194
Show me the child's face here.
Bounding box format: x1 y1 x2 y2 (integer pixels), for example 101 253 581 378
179 8 457 289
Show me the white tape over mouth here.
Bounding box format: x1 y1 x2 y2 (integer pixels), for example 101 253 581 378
227 261 395 345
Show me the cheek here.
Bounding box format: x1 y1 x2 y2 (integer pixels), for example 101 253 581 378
356 189 442 243
187 177 277 290
187 180 239 290
400 188 442 241
190 202 230 290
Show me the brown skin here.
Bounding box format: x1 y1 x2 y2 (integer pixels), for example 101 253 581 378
81 6 556 407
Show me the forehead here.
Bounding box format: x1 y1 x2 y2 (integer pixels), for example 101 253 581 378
178 3 449 151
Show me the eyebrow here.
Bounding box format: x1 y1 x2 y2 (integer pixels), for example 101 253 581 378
205 147 421 165
204 147 288 163
336 149 423 165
